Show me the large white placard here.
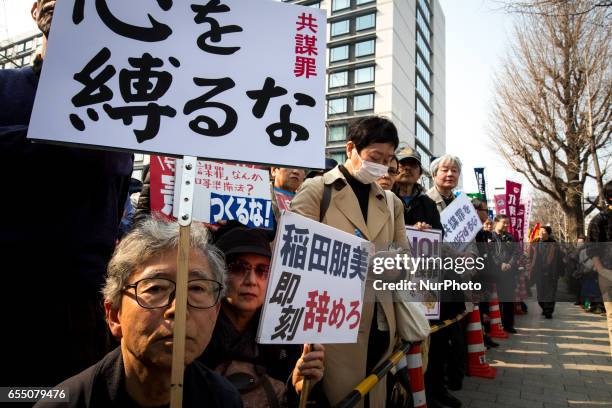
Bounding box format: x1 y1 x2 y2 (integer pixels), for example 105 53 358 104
440 193 483 250
257 211 374 344
28 0 326 168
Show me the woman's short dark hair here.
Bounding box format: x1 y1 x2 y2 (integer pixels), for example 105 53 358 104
543 225 553 235
348 116 399 152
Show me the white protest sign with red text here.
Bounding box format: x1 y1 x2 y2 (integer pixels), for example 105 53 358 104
257 211 374 344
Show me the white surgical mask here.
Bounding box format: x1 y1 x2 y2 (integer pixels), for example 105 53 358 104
351 148 389 184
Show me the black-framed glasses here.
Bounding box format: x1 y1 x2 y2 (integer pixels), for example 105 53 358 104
387 168 399 176
477 207 488 213
227 261 270 280
123 277 223 309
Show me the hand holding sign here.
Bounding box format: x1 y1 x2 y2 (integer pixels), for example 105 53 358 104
292 343 325 393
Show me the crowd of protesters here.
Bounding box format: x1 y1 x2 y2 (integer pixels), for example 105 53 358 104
2 2 611 407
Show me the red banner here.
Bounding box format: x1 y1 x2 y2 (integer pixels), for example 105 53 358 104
494 194 507 216
505 180 522 240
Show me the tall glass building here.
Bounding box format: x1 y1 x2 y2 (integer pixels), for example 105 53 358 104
284 0 445 186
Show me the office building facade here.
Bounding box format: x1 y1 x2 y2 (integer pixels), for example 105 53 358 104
285 0 445 186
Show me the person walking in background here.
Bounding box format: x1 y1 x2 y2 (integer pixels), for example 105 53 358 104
530 226 562 319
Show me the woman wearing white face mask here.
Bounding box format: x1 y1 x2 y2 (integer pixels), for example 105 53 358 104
290 116 409 408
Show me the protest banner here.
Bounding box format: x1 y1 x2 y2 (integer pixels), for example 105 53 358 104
28 0 327 169
505 180 522 239
521 196 533 241
150 155 177 220
274 188 295 212
516 204 525 243
494 194 507 216
474 167 488 202
257 211 374 344
406 227 442 320
150 155 273 228
174 159 273 227
440 193 483 251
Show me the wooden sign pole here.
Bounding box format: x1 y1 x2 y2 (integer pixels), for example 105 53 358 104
298 343 313 408
170 156 197 408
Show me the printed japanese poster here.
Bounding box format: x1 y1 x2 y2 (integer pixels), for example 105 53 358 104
405 227 442 320
257 211 374 344
28 0 326 168
440 193 483 250
149 155 273 228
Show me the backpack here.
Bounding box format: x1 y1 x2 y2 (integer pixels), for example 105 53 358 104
215 360 287 408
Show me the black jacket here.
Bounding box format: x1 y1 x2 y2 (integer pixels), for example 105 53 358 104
198 309 329 407
34 347 243 408
394 184 443 233
0 66 133 292
587 207 612 268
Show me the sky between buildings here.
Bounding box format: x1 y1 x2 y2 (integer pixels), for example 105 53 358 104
0 0 564 202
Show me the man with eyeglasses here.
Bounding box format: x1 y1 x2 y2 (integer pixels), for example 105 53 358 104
36 218 242 408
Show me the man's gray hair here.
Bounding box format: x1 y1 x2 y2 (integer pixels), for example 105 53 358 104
430 154 463 177
103 218 226 308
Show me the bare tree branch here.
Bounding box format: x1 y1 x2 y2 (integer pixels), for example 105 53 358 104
489 0 611 240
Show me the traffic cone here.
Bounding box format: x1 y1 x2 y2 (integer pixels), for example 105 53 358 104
407 343 427 408
466 304 497 379
489 284 509 339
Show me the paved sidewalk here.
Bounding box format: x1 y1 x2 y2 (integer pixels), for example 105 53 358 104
454 301 612 408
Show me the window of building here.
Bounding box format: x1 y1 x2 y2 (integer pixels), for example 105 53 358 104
416 53 431 85
416 144 431 173
330 45 349 62
416 8 431 41
416 121 431 150
329 151 347 164
356 13 376 31
418 0 431 23
354 66 374 84
416 74 431 106
354 93 374 111
22 55 31 65
328 97 348 115
355 39 375 57
307 1 321 7
25 40 34 51
331 19 350 37
329 71 348 88
332 0 350 12
416 97 431 127
416 30 431 65
356 0 375 4
328 125 347 142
